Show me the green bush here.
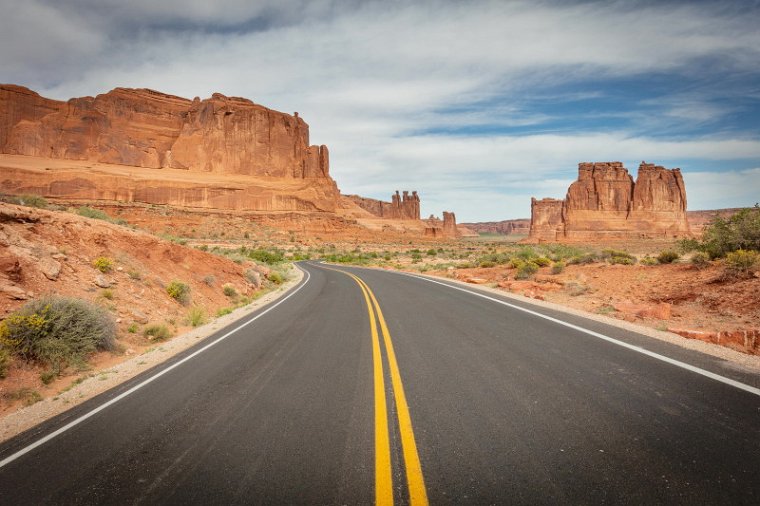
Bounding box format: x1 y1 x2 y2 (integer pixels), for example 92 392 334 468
677 238 701 253
203 275 216 287
247 248 285 264
691 252 710 269
723 249 759 279
602 249 636 265
551 261 565 275
567 253 599 265
515 262 539 280
186 306 206 327
2 193 48 209
700 205 760 258
223 284 238 298
143 324 172 341
166 280 191 305
77 206 111 221
609 255 636 265
0 296 116 368
640 256 658 266
0 348 10 378
127 323 138 333
533 257 552 267
268 271 284 285
93 256 114 273
100 289 114 300
216 307 233 317
479 260 496 268
657 250 680 264
426 249 437 256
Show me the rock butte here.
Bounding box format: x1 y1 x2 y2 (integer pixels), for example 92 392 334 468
462 219 531 236
0 84 458 237
529 162 691 242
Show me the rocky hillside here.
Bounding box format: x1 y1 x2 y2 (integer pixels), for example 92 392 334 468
0 202 267 335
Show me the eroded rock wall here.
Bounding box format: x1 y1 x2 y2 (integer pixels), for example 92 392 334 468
529 162 691 241
344 190 421 220
0 85 339 212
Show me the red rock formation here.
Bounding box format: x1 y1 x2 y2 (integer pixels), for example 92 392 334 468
461 219 530 236
344 190 421 220
529 162 691 241
0 84 339 213
529 198 565 241
442 211 460 237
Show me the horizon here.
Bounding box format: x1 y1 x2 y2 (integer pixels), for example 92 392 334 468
2 0 759 221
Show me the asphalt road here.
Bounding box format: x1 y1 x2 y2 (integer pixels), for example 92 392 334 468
1 261 759 505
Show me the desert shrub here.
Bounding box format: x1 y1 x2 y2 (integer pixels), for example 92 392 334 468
0 296 116 368
127 323 138 333
601 249 636 265
657 250 680 264
608 255 636 265
567 253 599 265
723 249 760 279
166 280 191 305
77 206 111 221
677 238 701 254
203 274 216 287
93 256 114 273
700 205 760 258
515 262 539 280
143 324 172 341
640 256 658 266
0 348 10 378
127 270 142 281
533 257 551 267
216 307 233 317
479 260 496 268
544 244 586 261
2 193 48 209
223 284 238 298
515 247 537 261
100 289 114 300
247 248 285 264
426 249 437 256
551 261 565 274
268 271 284 285
186 306 206 327
40 369 58 385
690 252 710 269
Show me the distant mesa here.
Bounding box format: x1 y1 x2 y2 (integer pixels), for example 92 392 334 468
344 190 421 220
529 161 691 241
462 219 530 236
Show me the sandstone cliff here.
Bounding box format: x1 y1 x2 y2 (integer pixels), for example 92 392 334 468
0 85 337 212
529 162 691 241
344 191 421 220
461 219 530 236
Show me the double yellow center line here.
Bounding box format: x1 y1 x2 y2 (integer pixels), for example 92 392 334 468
330 267 428 505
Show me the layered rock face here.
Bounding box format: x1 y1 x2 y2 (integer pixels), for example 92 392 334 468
423 212 461 238
462 219 530 236
0 85 337 212
344 190 421 220
529 162 691 241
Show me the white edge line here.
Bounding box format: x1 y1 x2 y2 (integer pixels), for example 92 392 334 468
0 266 311 469
385 269 760 398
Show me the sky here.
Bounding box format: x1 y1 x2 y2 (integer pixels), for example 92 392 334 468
2 0 759 222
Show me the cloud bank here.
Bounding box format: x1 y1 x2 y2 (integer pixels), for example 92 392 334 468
2 0 759 220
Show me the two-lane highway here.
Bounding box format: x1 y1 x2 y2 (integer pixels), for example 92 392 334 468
1 262 759 504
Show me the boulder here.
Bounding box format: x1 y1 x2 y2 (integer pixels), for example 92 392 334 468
39 257 61 281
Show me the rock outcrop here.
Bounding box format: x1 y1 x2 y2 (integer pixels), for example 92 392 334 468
344 191 421 220
423 212 461 238
529 162 691 241
461 219 530 236
0 85 338 212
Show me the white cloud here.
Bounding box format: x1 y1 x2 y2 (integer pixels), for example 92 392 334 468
2 0 759 222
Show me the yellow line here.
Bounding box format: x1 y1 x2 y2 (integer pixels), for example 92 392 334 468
318 263 428 505
356 276 429 506
352 275 394 506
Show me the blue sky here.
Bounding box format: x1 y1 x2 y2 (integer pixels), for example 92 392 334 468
1 0 759 221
